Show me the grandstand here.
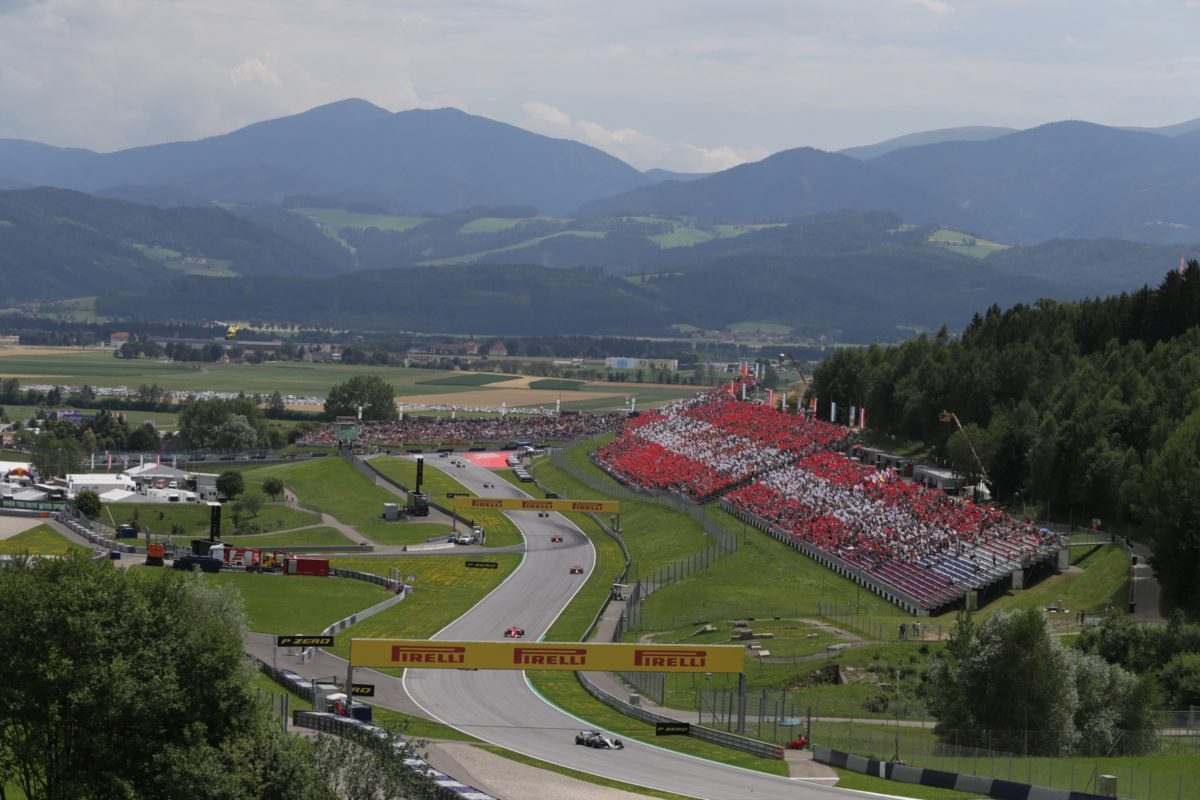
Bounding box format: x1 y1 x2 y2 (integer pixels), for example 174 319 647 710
297 412 626 449
596 387 1064 615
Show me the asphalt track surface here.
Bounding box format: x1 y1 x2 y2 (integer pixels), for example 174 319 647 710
402 458 862 800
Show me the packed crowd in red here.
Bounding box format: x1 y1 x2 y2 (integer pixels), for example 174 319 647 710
725 450 1058 607
595 387 1058 609
594 389 853 500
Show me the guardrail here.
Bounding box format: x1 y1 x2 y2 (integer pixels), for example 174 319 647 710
291 711 496 800
577 672 782 760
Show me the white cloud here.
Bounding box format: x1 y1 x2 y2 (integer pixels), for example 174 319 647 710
0 0 1198 159
229 57 282 88
908 0 954 14
520 100 768 172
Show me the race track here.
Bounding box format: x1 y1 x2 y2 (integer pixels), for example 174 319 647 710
403 458 861 800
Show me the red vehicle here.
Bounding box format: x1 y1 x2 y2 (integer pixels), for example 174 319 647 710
504 626 525 638
284 556 330 577
570 564 584 574
551 535 563 543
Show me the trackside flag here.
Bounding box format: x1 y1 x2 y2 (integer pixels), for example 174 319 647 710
849 405 856 428
830 401 837 423
860 407 867 428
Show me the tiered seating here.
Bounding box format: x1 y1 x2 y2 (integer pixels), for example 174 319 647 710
595 389 852 501
725 450 1060 610
594 386 1060 612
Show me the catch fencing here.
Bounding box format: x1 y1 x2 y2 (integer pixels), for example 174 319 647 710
811 721 1196 800
546 443 740 615
575 672 782 760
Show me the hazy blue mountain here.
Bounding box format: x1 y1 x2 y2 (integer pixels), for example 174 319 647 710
840 126 1016 161
981 238 1197 299
0 100 653 215
96 265 674 337
869 121 1200 245
1123 117 1200 137
576 146 978 228
642 168 711 182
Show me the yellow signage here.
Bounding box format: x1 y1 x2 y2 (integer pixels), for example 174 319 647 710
451 497 620 514
350 639 744 673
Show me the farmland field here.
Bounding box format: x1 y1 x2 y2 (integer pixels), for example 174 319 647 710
293 207 426 232
418 230 605 266
415 373 512 387
0 347 695 411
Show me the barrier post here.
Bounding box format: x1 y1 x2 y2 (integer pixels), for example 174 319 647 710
737 672 747 733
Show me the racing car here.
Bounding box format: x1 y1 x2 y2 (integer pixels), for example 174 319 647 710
575 730 624 749
504 626 525 638
569 564 584 574
551 535 563 543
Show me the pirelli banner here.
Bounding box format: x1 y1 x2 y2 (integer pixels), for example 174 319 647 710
350 639 744 674
450 497 620 514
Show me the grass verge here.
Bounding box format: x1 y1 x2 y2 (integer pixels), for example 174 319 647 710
0 524 89 555
370 456 524 547
523 452 789 778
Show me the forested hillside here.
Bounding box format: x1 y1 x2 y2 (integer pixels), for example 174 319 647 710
0 187 340 299
95 265 675 337
808 263 1200 613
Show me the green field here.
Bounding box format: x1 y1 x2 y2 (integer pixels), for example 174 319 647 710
0 524 89 556
418 230 605 266
219 527 354 548
527 378 585 391
0 348 698 415
728 321 795 335
0 350 463 398
103 501 319 538
415 373 512 387
928 229 1010 259
207 571 390 633
239 458 452 545
650 221 783 249
457 217 529 234
293 207 426 232
522 457 787 776
1 404 183 432
370 456 524 547
320 554 522 665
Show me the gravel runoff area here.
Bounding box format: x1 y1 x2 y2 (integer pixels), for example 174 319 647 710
425 741 660 800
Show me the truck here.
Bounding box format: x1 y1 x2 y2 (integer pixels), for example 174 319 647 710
207 544 281 572
283 555 329 577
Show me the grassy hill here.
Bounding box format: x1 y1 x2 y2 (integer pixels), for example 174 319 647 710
0 186 339 300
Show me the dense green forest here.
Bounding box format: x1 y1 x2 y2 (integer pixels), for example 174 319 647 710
809 263 1200 614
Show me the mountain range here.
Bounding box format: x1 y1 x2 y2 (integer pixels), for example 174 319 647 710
3 99 1200 245
2 100 1199 341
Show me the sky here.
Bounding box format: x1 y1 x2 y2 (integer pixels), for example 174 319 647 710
1 0 1199 172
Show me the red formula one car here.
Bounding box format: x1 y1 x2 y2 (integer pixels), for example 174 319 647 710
569 564 584 575
504 625 526 638
551 535 563 543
